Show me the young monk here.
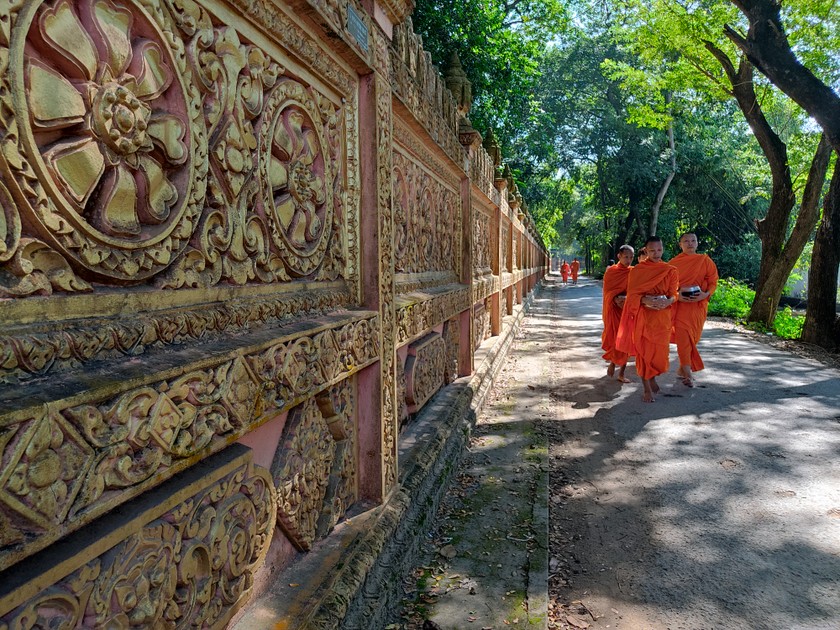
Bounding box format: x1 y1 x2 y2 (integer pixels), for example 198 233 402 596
601 245 634 382
615 236 679 402
668 232 719 387
561 260 571 284
570 258 581 284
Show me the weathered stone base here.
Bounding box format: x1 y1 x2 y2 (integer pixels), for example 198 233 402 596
231 284 541 629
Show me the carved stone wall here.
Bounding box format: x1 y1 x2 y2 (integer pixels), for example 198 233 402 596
0 0 547 621
0 444 274 627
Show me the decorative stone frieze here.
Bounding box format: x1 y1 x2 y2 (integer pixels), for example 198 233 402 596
442 318 459 384
0 287 351 383
404 332 445 414
272 377 357 550
0 444 275 628
472 209 492 277
393 146 460 279
0 311 378 570
395 284 470 345
390 18 462 166
0 0 360 297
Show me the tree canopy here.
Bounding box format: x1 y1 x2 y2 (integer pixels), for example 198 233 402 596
411 0 840 345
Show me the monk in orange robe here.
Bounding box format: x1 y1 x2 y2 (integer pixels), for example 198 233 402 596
668 232 718 387
561 260 571 284
601 245 634 382
616 236 678 402
570 258 581 284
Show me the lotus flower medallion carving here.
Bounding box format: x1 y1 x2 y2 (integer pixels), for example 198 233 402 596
8 0 206 279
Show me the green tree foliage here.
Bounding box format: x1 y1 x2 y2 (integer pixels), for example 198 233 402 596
410 0 567 158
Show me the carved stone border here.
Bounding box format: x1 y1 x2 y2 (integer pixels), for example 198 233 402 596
0 443 275 628
0 287 352 384
395 284 470 345
0 311 378 570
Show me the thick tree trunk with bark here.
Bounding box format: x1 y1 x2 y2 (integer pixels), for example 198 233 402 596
752 135 831 326
705 42 803 327
727 0 840 342
802 165 840 349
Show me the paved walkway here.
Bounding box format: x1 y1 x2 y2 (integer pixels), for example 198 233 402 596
396 273 840 630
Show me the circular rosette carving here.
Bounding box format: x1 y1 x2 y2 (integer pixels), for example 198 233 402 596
10 0 205 280
259 81 334 278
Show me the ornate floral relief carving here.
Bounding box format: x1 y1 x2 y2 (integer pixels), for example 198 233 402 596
471 275 495 305
0 0 208 286
513 232 520 270
472 300 490 351
472 209 490 276
392 148 458 278
0 313 377 569
0 454 275 628
442 318 459 385
258 80 336 278
404 332 445 415
502 222 510 273
271 397 334 551
0 410 94 539
0 287 351 383
375 72 397 493
396 358 408 427
395 285 470 345
0 0 360 294
313 377 356 537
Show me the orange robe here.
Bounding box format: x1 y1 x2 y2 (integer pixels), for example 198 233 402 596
616 260 679 379
561 263 570 282
570 260 580 282
669 253 718 372
601 263 632 366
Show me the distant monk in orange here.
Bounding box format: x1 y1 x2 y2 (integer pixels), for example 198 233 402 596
616 236 678 402
601 245 634 383
669 232 718 387
561 260 571 284
570 257 581 284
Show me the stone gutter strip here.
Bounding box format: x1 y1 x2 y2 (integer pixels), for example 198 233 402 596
300 285 540 629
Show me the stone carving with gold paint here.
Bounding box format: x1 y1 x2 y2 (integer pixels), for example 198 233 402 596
0 313 377 570
0 449 275 628
0 0 358 295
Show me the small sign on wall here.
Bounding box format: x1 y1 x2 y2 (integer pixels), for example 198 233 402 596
346 4 369 53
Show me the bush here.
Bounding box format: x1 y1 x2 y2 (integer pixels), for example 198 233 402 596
709 277 755 319
772 306 804 340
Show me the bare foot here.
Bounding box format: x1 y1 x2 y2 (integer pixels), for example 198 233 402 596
650 378 660 394
607 363 616 378
677 366 694 387
642 390 655 403
617 376 632 383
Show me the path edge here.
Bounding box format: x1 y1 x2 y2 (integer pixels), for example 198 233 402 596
303 285 543 629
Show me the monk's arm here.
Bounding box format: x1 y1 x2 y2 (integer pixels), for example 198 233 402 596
704 257 719 300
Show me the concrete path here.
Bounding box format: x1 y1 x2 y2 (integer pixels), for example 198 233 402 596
547 274 840 630
397 273 840 630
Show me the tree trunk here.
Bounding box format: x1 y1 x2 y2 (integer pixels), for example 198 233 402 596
749 134 831 326
704 41 799 327
801 162 840 349
649 95 676 237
